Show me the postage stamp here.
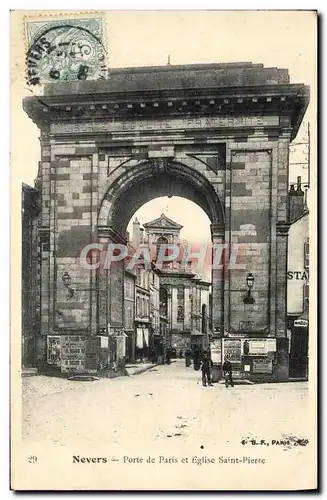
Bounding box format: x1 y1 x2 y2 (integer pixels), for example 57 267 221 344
24 16 107 85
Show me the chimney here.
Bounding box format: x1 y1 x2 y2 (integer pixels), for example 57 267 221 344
288 176 304 222
132 217 140 247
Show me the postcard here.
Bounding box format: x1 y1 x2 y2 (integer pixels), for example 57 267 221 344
10 10 317 491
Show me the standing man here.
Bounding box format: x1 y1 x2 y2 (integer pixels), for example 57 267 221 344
201 351 213 387
222 357 234 387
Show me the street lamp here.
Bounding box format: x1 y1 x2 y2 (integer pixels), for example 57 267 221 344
62 272 74 298
243 273 255 304
62 271 97 298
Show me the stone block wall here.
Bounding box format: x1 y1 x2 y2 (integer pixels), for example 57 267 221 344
229 150 272 332
53 155 94 331
37 114 293 369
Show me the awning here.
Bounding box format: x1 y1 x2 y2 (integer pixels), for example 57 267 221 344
136 328 143 348
191 331 203 336
143 328 149 347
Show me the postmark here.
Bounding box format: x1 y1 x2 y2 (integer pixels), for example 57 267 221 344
25 17 107 85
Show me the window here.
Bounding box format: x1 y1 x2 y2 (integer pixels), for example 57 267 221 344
136 267 141 286
125 306 133 329
304 240 309 270
136 297 140 317
156 236 168 260
177 305 184 322
124 279 134 300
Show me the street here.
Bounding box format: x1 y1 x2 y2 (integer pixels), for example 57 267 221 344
19 360 315 490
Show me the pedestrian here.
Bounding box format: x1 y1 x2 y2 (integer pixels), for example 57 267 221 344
200 351 213 387
179 349 183 359
222 358 234 387
193 354 201 371
185 349 191 367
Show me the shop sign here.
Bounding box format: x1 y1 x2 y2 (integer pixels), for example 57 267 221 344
253 358 273 373
294 319 308 327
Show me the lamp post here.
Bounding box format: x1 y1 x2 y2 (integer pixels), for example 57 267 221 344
62 272 74 298
62 271 97 298
243 273 255 304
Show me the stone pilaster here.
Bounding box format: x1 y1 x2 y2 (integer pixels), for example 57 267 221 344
211 223 225 337
184 287 191 329
90 153 99 335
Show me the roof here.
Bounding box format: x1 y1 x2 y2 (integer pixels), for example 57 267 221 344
23 62 310 142
290 209 309 225
43 62 290 96
143 213 183 230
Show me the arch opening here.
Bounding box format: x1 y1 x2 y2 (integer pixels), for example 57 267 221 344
98 161 224 236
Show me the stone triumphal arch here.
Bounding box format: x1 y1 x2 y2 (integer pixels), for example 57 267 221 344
24 62 309 377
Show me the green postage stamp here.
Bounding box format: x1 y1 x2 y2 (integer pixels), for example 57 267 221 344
25 16 107 85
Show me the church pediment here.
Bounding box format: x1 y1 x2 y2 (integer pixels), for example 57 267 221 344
143 213 183 230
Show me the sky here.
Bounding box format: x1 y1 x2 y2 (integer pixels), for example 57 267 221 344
12 10 316 247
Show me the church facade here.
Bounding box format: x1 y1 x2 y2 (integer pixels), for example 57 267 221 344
134 213 211 352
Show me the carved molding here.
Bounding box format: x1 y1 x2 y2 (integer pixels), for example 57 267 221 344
149 157 172 173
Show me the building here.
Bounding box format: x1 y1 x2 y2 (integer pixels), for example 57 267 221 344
134 265 151 360
124 268 136 362
287 177 309 379
21 183 40 368
149 265 161 359
135 213 212 353
23 62 309 380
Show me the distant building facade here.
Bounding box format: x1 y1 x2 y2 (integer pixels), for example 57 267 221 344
287 178 309 379
133 213 211 352
124 269 136 362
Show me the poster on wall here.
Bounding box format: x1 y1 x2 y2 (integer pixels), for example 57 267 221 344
248 340 268 355
47 336 61 366
223 339 242 363
210 339 222 363
253 358 273 373
243 339 277 356
61 335 86 373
